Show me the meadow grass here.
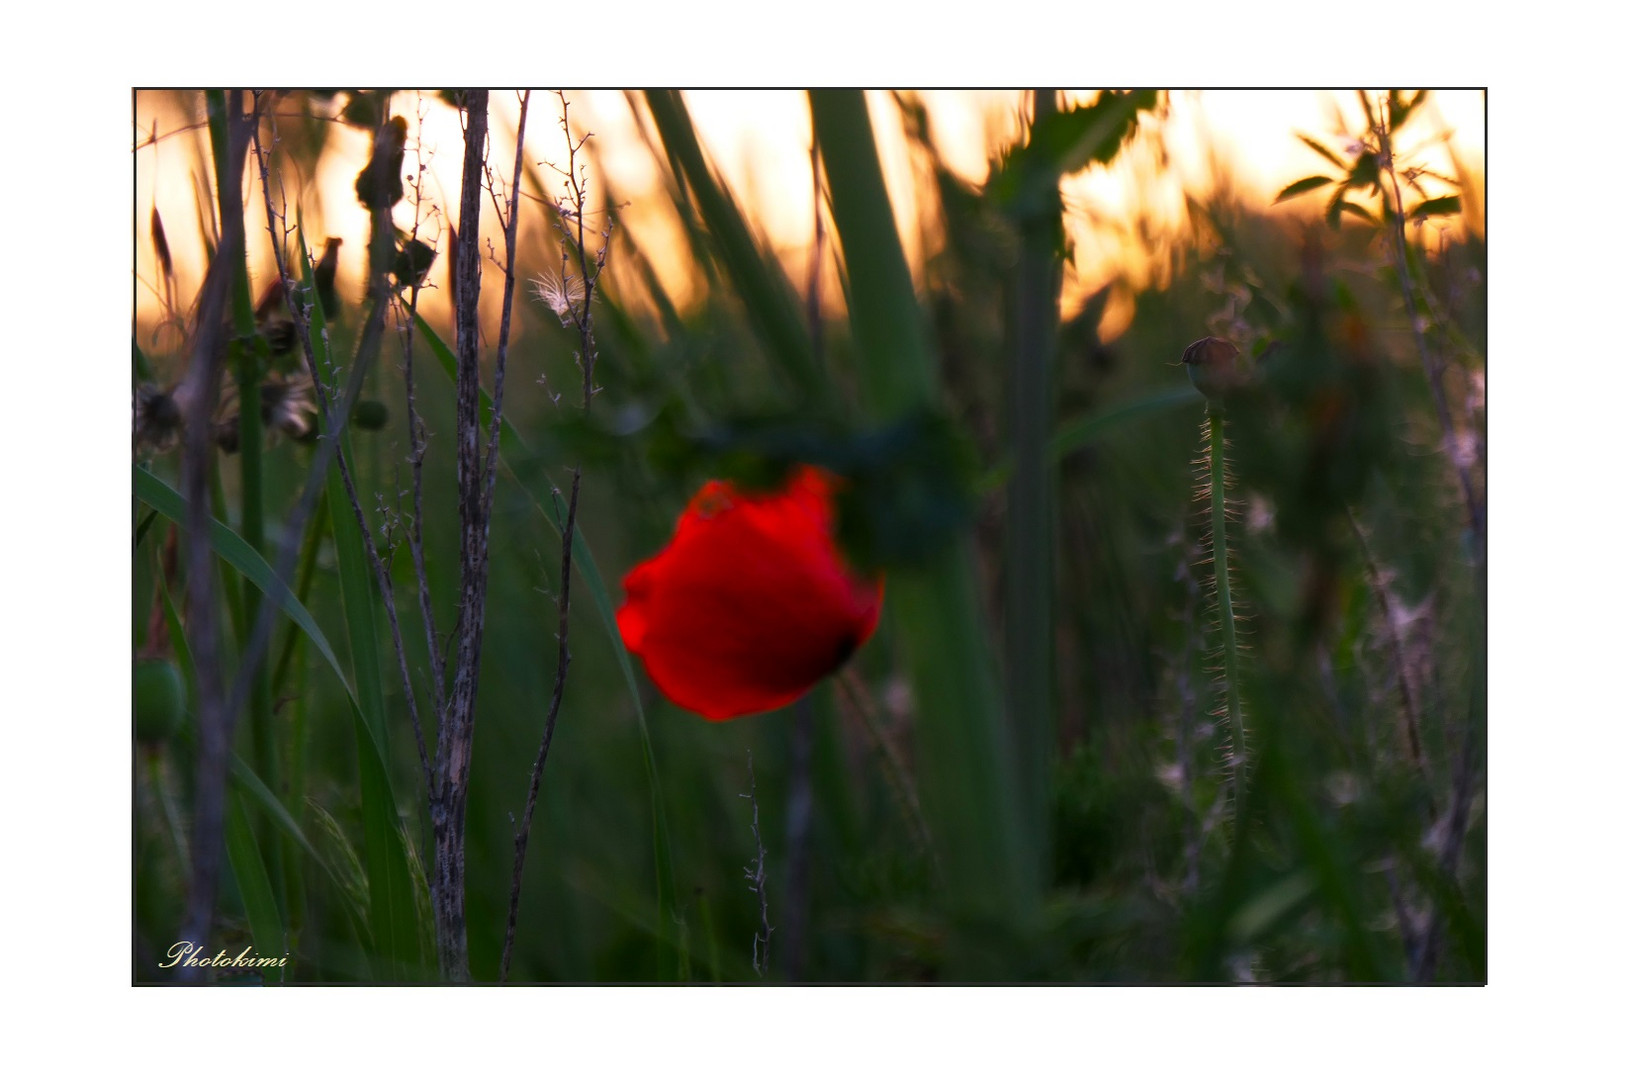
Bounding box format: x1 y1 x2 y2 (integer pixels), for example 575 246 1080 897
132 89 1485 984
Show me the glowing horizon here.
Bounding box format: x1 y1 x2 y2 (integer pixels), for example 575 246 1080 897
133 89 1484 361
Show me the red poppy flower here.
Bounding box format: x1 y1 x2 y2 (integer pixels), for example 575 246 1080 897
617 465 883 721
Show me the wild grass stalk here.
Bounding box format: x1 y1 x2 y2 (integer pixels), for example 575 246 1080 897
810 89 1036 959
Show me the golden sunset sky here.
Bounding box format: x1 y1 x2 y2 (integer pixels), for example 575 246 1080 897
134 89 1484 347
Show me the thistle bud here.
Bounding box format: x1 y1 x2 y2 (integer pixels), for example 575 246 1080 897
355 116 408 210
314 237 342 316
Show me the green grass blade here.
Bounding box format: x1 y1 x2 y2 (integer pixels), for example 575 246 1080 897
325 446 388 754
323 441 427 981
224 792 287 983
643 90 826 405
1048 385 1201 459
810 89 1037 953
134 464 357 713
227 752 368 931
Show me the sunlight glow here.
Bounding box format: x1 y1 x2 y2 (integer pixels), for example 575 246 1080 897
133 90 1485 358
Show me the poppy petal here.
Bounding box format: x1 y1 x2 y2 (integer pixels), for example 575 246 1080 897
616 466 883 720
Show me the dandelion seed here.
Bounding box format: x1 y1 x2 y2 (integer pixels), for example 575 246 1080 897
531 268 585 323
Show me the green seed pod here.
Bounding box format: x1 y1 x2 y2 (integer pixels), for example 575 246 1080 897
352 400 389 430
1182 336 1252 407
134 658 186 744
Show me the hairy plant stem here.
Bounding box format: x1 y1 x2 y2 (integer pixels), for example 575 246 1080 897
1206 406 1247 823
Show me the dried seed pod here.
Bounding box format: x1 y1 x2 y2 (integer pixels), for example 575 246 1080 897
134 383 183 453
355 115 408 210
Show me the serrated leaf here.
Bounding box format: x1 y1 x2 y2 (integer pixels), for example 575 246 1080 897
1338 200 1378 224
1296 132 1348 169
1409 195 1462 219
1389 89 1427 132
1325 186 1348 230
991 89 1159 217
1350 151 1381 192
1274 175 1336 204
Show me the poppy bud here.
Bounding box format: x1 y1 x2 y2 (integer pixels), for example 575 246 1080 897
616 465 883 720
1182 336 1252 406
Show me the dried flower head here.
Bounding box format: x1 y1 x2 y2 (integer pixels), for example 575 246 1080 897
531 268 585 323
262 371 317 441
134 383 183 453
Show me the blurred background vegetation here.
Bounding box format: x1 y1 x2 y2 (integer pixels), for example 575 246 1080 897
132 88 1485 984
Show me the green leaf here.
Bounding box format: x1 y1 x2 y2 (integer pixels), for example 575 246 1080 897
320 425 426 981
1323 187 1378 230
1349 151 1381 192
991 89 1159 217
812 89 1037 956
1296 132 1348 170
133 339 153 382
642 90 825 406
1227 870 1317 945
228 752 366 930
306 799 372 920
1408 195 1462 219
1274 175 1336 204
1388 89 1427 132
1338 200 1378 224
225 793 287 983
1048 385 1201 459
134 508 159 549
352 709 425 982
132 465 357 713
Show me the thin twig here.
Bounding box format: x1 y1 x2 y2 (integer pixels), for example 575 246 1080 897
1347 508 1431 792
837 669 935 863
398 91 448 726
742 752 773 978
501 91 608 983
